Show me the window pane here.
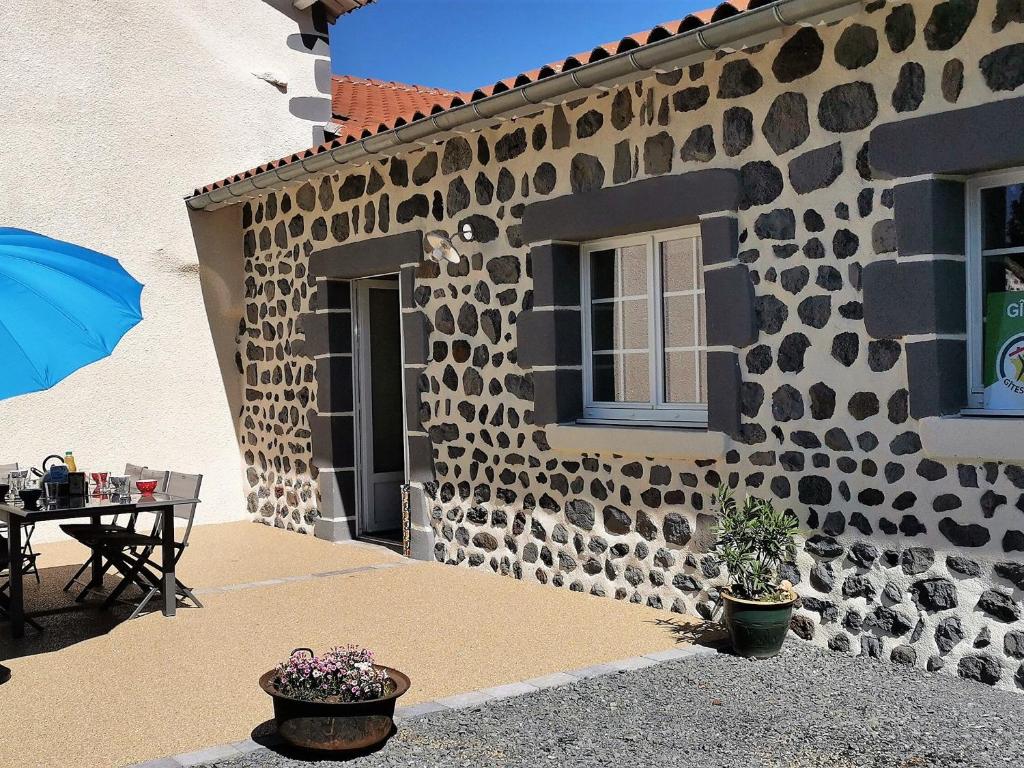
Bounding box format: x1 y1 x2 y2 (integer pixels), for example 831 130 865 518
591 353 649 403
589 243 651 405
981 251 1024 409
620 298 649 349
661 237 696 292
984 252 1024 294
591 355 615 402
590 248 617 300
663 294 695 348
982 185 1024 250
660 234 705 406
620 244 648 296
665 351 698 403
591 302 615 352
622 353 651 402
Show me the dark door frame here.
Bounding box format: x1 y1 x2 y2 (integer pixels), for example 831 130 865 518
303 229 435 559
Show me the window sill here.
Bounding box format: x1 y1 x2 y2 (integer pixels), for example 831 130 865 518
920 415 1024 462
545 422 727 460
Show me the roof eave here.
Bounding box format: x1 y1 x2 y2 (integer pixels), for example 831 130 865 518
189 0 864 211
293 0 372 23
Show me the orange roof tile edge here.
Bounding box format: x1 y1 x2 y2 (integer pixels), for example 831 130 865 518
192 0 764 198
328 75 470 138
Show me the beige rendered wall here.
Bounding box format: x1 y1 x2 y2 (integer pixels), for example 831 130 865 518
0 0 330 540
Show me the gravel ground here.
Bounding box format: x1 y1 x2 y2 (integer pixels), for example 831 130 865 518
199 643 1023 768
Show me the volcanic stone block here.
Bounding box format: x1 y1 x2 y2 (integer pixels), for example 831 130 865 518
706 351 741 437
532 369 583 426
870 95 1024 177
705 265 756 347
516 310 582 368
699 216 738 266
905 339 967 418
310 414 355 470
863 259 966 337
892 179 965 256
522 170 740 244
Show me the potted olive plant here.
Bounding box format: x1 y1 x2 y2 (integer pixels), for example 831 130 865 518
712 485 799 658
260 646 410 753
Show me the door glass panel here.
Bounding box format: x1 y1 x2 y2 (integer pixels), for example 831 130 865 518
367 287 404 474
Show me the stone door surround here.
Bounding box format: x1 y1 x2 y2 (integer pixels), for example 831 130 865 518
303 229 434 557
517 168 757 439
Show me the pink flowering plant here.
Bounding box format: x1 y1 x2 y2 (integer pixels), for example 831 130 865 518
271 646 396 702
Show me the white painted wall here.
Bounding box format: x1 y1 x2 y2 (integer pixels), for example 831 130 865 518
0 0 331 540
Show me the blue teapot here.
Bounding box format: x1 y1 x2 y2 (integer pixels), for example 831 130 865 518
33 454 69 485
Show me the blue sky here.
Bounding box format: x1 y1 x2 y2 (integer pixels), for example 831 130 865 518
330 0 710 91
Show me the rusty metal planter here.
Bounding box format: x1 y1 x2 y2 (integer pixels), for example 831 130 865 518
259 665 410 752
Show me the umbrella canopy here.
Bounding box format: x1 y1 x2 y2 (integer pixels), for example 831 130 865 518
0 228 143 401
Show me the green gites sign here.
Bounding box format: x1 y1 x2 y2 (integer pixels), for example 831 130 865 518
984 292 1024 409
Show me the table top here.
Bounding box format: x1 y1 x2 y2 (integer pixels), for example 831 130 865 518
0 492 201 522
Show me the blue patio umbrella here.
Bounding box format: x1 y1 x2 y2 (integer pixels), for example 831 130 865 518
0 228 143 401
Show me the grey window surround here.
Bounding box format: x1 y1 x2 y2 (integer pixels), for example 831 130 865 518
518 170 753 439
868 97 1024 417
303 229 433 553
869 96 1024 180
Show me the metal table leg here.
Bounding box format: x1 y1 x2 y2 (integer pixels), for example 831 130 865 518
160 506 176 618
8 522 23 639
89 514 103 588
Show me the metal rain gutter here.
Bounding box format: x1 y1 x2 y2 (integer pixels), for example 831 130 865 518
188 0 863 211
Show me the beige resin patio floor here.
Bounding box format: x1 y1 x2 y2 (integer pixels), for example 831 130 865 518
0 521 700 768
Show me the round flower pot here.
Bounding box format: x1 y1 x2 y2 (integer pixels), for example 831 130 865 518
721 588 798 659
259 665 410 753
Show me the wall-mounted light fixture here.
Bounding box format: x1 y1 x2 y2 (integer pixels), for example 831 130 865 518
423 223 474 264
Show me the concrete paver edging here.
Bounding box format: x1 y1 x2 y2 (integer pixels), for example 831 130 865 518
135 645 717 768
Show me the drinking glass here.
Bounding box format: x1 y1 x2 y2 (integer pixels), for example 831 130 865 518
9 470 28 495
44 482 60 503
91 471 110 494
110 475 130 495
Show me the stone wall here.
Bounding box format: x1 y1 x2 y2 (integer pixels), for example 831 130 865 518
237 0 1024 689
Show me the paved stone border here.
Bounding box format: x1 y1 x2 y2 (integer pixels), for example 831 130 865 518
134 645 716 767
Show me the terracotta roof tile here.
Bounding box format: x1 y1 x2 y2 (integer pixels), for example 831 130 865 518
326 76 470 141
192 0 764 198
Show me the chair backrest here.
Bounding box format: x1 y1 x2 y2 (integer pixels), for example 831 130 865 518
139 472 201 553
140 468 169 492
124 463 146 482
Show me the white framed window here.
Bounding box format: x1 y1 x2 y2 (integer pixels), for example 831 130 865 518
966 167 1024 413
580 225 707 426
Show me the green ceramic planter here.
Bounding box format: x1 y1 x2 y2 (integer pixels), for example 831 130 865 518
721 588 797 659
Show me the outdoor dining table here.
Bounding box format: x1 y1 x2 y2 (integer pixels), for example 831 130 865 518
0 491 200 638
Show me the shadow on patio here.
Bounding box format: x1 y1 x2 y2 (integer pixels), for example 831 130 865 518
1 521 703 768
